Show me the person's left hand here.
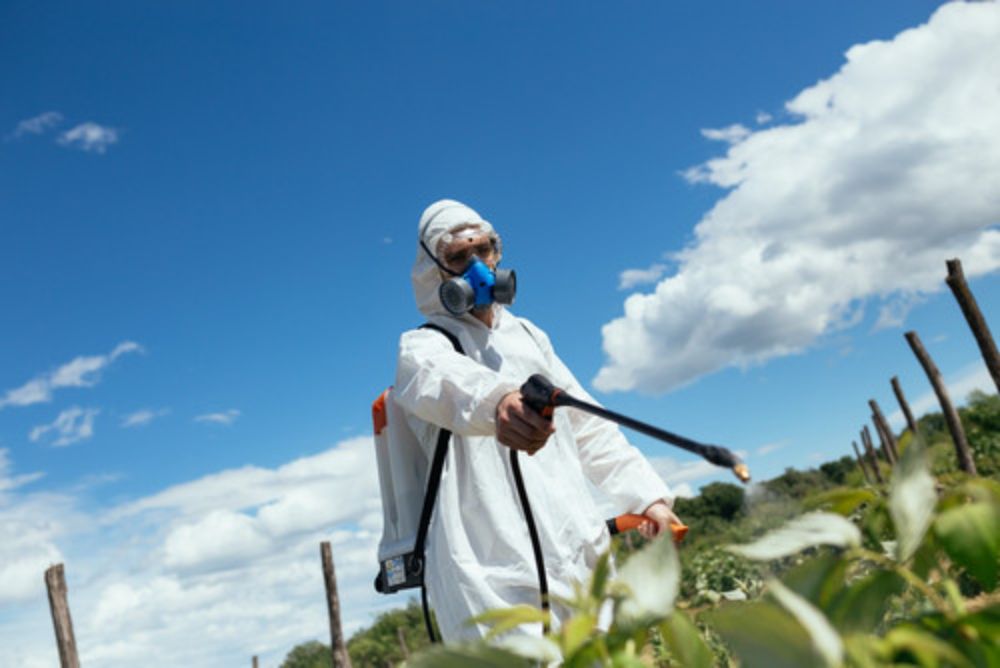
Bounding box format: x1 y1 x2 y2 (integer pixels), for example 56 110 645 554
637 500 682 540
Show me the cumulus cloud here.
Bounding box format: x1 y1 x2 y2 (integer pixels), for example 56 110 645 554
0 437 388 667
194 409 241 426
618 263 668 290
596 2 1000 393
0 451 73 606
57 122 119 153
121 408 169 428
755 111 773 125
8 111 64 139
700 123 751 144
0 341 143 410
30 407 99 447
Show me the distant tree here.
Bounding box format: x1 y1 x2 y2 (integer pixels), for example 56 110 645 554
764 467 829 499
347 600 428 667
960 390 1000 475
280 640 330 668
819 456 855 485
698 482 745 521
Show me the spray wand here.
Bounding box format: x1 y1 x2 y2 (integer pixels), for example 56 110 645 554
520 374 750 485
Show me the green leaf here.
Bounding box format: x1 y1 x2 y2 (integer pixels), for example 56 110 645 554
658 612 714 668
707 600 827 668
826 570 906 634
883 626 974 668
590 550 612 600
889 438 936 561
468 604 550 640
842 634 887 668
560 613 596 657
804 487 878 516
616 532 680 625
781 551 849 609
495 635 562 664
934 501 1000 590
768 579 843 667
727 512 861 561
407 642 534 667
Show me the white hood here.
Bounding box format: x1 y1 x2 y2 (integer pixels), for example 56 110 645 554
411 199 497 317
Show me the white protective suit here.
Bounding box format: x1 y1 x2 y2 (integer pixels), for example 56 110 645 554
394 199 672 642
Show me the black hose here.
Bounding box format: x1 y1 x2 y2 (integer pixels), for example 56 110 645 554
509 449 551 634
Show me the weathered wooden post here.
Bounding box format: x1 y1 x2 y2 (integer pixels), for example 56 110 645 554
864 424 890 465
860 428 884 483
397 626 410 660
905 330 977 475
852 441 873 484
321 541 353 668
891 376 919 436
45 564 80 668
870 399 898 463
946 258 1000 394
252 657 258 668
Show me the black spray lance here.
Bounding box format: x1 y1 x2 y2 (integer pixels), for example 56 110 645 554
520 374 751 485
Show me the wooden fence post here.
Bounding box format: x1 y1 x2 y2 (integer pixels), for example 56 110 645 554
397 626 411 660
852 441 873 484
45 564 80 668
870 399 899 463
860 428 884 483
905 330 977 475
946 258 1000 394
321 542 353 668
252 657 258 668
891 376 919 436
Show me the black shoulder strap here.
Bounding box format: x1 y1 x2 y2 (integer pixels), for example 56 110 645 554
411 323 464 643
419 322 464 355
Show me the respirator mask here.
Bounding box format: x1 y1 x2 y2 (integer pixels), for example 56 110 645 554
439 257 516 316
421 226 517 316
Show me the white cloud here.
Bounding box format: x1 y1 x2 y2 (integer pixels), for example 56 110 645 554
57 122 119 154
0 341 143 410
700 123 751 144
121 408 169 428
30 407 99 447
618 263 668 290
8 111 63 139
596 2 1000 393
755 442 785 456
649 455 721 488
755 111 773 125
0 437 388 667
873 292 926 331
195 409 241 426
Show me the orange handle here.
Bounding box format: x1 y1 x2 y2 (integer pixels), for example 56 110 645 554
612 513 688 543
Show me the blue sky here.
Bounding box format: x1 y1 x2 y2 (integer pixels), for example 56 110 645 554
3 1 1000 665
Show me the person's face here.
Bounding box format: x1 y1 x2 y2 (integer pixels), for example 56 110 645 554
438 229 499 276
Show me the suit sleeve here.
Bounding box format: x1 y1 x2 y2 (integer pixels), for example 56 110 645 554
394 328 521 437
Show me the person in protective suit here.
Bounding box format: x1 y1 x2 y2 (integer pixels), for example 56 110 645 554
394 198 680 642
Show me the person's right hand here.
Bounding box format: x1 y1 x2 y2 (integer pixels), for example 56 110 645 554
496 391 555 455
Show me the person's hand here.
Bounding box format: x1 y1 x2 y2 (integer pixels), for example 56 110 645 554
495 391 555 455
637 500 682 540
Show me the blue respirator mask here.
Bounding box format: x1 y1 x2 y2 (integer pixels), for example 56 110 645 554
439 257 516 316
420 236 517 316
